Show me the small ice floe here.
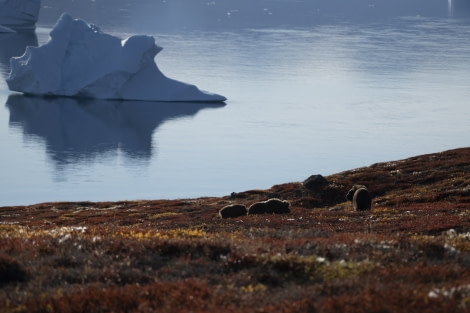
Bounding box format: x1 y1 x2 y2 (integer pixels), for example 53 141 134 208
7 13 226 102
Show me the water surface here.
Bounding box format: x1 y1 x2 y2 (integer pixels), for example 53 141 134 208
1 0 469 205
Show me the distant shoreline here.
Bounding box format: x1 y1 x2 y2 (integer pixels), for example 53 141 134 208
2 146 468 209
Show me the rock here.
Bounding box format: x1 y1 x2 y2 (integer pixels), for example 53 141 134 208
7 13 226 102
303 174 328 191
219 204 247 219
346 185 371 211
248 198 290 215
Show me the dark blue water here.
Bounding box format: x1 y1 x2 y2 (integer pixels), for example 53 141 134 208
0 0 469 205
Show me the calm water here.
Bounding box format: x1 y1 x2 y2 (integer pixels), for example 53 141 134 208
1 0 470 205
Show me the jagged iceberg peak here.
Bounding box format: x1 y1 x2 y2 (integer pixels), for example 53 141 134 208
6 13 226 102
0 0 41 31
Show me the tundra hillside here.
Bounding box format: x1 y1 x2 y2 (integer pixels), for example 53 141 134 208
1 147 470 312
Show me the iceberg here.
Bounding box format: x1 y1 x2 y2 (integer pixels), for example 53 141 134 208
0 31 38 77
6 13 226 102
0 0 41 31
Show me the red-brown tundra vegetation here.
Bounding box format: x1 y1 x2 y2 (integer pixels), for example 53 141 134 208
1 147 470 312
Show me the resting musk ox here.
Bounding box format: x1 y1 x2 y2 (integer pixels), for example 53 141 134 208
346 185 371 211
219 204 247 219
248 198 290 215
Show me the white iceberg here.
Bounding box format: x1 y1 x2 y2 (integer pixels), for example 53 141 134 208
6 13 226 102
0 0 41 31
0 31 38 77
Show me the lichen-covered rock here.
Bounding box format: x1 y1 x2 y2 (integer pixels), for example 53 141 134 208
303 174 328 191
346 185 371 211
219 204 247 219
248 198 290 215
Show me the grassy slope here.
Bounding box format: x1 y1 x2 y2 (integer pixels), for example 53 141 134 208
1 147 470 312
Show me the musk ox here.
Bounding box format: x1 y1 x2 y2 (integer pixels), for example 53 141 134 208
346 185 371 211
219 204 247 219
248 198 290 215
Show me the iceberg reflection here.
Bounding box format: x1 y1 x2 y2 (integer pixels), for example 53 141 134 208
6 95 225 165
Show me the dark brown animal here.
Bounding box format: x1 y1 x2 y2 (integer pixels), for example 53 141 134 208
219 204 247 219
346 185 371 211
248 198 290 215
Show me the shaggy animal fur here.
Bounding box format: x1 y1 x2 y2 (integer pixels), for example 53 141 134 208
248 198 290 215
346 185 371 211
219 204 247 219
